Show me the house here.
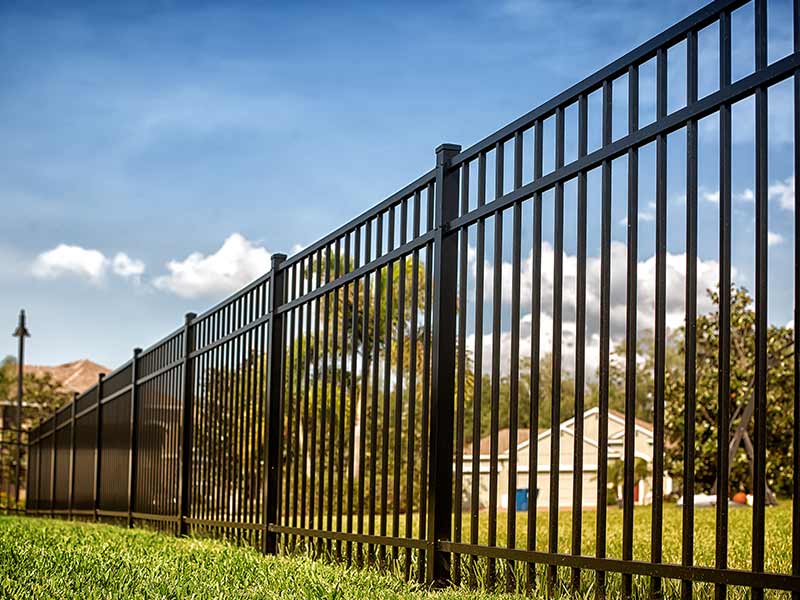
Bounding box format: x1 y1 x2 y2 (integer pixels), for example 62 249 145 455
0 358 108 417
24 358 108 395
461 428 531 509
460 407 672 510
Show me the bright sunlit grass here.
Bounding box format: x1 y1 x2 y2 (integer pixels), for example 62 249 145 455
0 505 793 599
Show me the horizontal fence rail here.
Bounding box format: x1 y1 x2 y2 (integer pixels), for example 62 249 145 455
18 0 800 596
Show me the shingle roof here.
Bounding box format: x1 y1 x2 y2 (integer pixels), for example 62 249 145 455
464 428 532 456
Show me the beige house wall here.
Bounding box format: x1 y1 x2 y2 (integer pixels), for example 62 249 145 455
458 408 669 511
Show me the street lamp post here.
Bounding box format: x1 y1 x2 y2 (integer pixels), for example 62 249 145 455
12 310 30 508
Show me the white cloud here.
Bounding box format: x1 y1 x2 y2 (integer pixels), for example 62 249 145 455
153 233 272 298
468 242 729 377
31 244 146 285
769 175 794 211
32 244 109 284
698 177 794 210
699 83 795 146
112 253 146 279
767 231 784 247
619 209 655 227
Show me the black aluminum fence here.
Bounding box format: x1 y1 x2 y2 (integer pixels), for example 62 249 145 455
22 0 800 596
0 424 26 513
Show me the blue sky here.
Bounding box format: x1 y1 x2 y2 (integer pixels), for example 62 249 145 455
0 0 795 369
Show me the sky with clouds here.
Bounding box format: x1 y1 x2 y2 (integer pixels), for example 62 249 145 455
0 0 795 370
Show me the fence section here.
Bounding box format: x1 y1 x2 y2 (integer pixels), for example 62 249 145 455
23 0 800 596
0 425 26 512
272 170 438 580
187 271 272 543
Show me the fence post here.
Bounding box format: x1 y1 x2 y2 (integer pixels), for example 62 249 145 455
93 373 104 521
425 143 461 587
24 432 31 515
49 417 56 518
262 254 287 555
34 429 41 514
127 348 141 528
68 392 77 520
178 312 197 537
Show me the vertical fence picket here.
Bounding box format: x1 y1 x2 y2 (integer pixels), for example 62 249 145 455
682 26 699 600
178 313 197 537
571 92 589 593
506 131 522 594
49 417 55 518
488 142 503 591
127 348 141 528
68 392 77 520
527 120 543 594
651 45 668 600
715 10 732 600
622 62 639 600
93 374 104 521
752 3 769 599
548 105 565 597
793 3 800 599
472 151 487 590
596 77 613 600
23 432 31 515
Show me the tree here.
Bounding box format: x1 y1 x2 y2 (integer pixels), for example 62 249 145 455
248 251 435 516
0 356 71 507
462 353 578 445
0 355 71 425
602 332 682 424
664 286 795 497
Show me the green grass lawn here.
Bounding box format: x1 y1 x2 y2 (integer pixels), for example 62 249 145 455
448 502 794 599
0 516 531 600
455 501 793 572
0 504 794 599
279 501 792 574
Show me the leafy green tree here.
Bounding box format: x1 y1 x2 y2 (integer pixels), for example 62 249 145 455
603 332 682 423
0 355 71 427
462 353 578 445
0 356 71 507
663 286 795 497
191 252 436 516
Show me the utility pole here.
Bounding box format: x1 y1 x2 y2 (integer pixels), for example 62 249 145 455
12 310 30 508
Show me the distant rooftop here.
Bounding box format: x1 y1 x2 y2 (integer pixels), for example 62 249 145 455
24 359 108 394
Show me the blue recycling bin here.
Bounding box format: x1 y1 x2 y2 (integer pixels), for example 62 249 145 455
516 488 528 511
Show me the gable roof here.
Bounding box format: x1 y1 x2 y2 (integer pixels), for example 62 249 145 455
464 428 532 457
465 407 655 456
24 359 109 394
607 408 654 433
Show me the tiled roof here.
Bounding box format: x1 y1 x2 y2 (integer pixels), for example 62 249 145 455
24 359 109 394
